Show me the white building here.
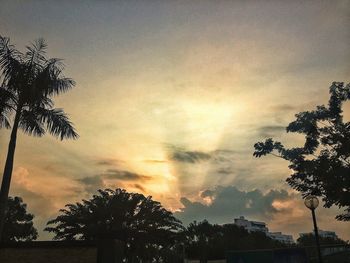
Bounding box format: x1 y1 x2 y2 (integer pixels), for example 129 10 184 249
299 229 338 239
267 232 294 245
234 216 294 244
234 216 268 233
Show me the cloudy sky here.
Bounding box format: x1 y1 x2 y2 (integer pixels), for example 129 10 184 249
1 0 349 240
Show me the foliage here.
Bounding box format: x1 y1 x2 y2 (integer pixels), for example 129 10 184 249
297 233 348 247
2 196 38 242
0 36 78 139
184 220 223 261
184 220 285 261
0 35 78 240
253 82 350 221
45 188 184 262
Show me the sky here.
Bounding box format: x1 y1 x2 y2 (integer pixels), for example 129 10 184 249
0 0 349 241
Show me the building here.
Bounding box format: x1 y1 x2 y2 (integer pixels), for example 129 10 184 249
267 232 294 245
299 229 338 239
318 230 338 239
234 216 295 244
234 216 268 233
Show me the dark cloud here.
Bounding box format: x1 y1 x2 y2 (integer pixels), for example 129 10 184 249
200 189 214 198
78 175 102 185
105 169 152 181
166 146 241 166
216 167 234 175
78 169 152 193
258 125 286 137
143 159 167 164
134 184 146 192
96 158 123 166
77 175 104 193
175 186 292 225
172 150 211 163
168 146 212 163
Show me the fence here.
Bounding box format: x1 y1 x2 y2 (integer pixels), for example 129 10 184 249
303 243 350 263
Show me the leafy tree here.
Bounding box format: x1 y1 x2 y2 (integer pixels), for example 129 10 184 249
254 82 350 221
0 36 78 239
2 196 38 242
185 220 222 262
297 233 348 247
298 233 349 263
184 220 284 262
45 188 184 262
220 223 285 251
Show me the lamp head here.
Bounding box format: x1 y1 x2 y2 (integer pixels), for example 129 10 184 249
304 195 319 210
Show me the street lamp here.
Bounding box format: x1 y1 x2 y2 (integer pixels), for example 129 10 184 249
304 195 323 263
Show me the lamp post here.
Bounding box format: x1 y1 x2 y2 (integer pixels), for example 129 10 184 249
304 195 323 263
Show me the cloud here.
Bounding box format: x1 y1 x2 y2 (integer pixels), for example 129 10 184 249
104 169 152 181
77 169 152 194
10 167 84 239
175 185 292 225
173 150 211 163
216 167 234 175
168 146 212 163
257 125 286 137
200 189 214 198
143 159 167 164
95 158 123 166
133 184 146 192
12 185 55 219
271 104 297 112
77 175 104 193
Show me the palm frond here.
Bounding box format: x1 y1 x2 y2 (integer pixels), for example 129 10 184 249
19 109 45 136
38 96 53 108
0 87 15 129
37 107 78 140
34 58 75 97
50 77 76 95
0 113 10 129
0 37 78 140
24 38 47 76
0 87 17 107
25 38 47 62
0 36 23 83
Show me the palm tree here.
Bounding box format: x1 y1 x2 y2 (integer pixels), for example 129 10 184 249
0 36 78 240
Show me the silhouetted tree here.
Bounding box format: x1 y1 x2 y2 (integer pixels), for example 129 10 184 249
45 188 184 262
185 220 222 262
297 233 348 247
0 36 78 240
254 82 350 221
184 220 284 262
219 223 284 251
2 196 38 242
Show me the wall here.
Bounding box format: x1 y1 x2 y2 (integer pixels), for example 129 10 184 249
0 241 97 263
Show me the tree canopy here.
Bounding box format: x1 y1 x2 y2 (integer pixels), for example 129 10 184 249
297 233 348 247
45 188 184 262
184 220 285 262
254 82 350 221
2 196 38 242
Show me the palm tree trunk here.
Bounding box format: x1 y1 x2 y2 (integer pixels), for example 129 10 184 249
0 109 21 241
